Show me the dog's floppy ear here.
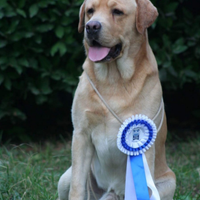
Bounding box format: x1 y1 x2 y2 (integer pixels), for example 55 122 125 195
136 0 158 34
78 1 85 33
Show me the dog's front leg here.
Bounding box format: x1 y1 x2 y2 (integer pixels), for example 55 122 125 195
69 131 94 200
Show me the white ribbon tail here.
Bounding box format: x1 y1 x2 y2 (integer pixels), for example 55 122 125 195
125 156 137 200
142 154 160 200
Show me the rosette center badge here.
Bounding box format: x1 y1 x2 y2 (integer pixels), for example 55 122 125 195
117 114 157 156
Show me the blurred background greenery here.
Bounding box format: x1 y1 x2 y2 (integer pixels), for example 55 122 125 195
0 0 199 143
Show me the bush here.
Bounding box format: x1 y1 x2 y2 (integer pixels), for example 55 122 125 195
0 0 84 125
150 0 200 90
0 0 199 141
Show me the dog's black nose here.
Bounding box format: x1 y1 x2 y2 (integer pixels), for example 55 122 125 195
86 21 101 35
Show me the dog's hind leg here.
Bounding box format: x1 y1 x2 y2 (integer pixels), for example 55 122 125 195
58 167 72 200
155 169 176 200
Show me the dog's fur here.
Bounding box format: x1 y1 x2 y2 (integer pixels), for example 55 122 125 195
58 0 176 199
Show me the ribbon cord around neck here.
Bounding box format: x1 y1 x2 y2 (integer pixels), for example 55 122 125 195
85 71 164 131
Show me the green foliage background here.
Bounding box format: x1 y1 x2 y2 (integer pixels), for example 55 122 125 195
150 0 200 90
0 0 199 141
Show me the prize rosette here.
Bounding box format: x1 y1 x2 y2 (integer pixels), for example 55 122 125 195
117 114 160 200
117 114 157 156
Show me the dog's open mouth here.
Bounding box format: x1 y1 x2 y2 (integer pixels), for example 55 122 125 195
88 41 122 62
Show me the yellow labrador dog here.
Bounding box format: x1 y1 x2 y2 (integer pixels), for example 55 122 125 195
58 0 176 199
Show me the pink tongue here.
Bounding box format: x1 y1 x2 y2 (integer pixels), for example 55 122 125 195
89 46 110 62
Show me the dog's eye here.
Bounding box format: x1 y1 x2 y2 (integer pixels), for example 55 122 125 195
112 9 124 16
87 8 94 15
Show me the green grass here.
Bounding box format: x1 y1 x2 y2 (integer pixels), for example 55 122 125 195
0 142 71 200
166 139 200 200
0 139 200 199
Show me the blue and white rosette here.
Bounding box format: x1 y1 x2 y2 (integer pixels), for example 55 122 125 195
117 114 160 200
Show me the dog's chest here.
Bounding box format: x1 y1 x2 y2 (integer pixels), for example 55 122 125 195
91 120 125 164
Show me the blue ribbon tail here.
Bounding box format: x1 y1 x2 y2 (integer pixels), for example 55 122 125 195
130 154 150 200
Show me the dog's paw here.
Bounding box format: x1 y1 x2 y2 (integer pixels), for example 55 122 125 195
100 192 120 200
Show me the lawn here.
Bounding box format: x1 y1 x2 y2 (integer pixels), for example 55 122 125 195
0 138 200 200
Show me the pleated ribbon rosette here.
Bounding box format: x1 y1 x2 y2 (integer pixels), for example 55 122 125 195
117 114 160 200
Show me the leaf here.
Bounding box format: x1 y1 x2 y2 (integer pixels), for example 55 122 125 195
1 65 7 70
163 61 171 68
5 7 16 17
36 95 48 104
35 35 42 44
50 43 59 56
187 41 195 47
195 46 200 58
38 1 49 8
39 56 52 69
15 65 23 74
24 32 34 38
38 1 55 8
51 73 61 80
63 76 77 86
0 110 8 119
30 87 40 95
65 9 77 17
31 47 43 53
184 69 197 79
9 58 23 74
10 32 24 41
55 26 64 38
0 40 7 48
173 45 188 54
41 71 50 78
172 38 188 54
18 58 29 67
16 9 27 18
0 57 7 65
29 4 39 18
168 67 178 77
0 112 5 119
0 74 4 85
40 78 52 95
4 78 12 90
173 38 184 46
151 21 157 29
36 24 54 32
13 109 26 120
162 35 171 48
6 20 19 34
18 0 26 8
9 57 18 67
0 0 7 9
10 51 21 57
166 3 178 12
29 58 38 69
159 68 168 82
0 10 4 19
50 42 67 56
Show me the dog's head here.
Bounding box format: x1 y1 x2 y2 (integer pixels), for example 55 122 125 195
78 0 158 63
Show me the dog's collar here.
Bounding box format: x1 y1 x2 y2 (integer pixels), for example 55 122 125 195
85 71 164 132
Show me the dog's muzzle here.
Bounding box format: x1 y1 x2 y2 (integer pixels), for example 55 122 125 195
85 21 122 62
